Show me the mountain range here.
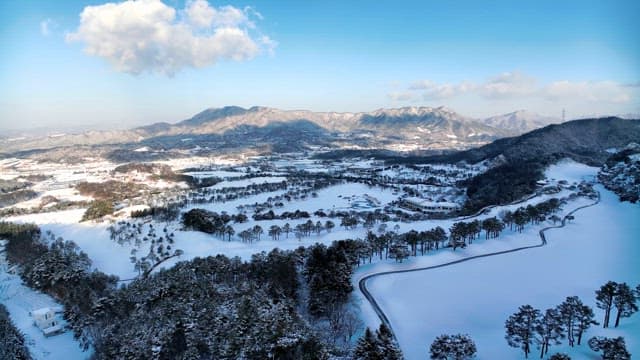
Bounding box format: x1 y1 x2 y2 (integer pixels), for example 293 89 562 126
0 106 563 156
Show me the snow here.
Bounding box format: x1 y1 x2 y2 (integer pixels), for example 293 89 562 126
6 210 138 279
360 160 640 359
276 183 397 213
207 176 287 190
11 187 92 209
5 155 634 359
0 250 89 359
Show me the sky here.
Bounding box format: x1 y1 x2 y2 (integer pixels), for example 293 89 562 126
0 0 639 132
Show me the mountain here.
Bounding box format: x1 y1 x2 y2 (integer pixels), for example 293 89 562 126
0 106 511 156
481 110 561 134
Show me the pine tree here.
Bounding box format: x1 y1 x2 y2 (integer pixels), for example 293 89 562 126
575 304 598 345
375 324 402 360
388 242 410 263
429 333 477 360
595 281 618 328
588 336 631 360
505 305 541 358
534 308 564 358
557 296 588 347
613 282 638 328
353 328 381 360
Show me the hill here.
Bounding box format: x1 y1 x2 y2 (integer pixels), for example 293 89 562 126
422 117 640 213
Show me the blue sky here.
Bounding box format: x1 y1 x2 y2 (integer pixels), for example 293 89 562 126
1 0 639 131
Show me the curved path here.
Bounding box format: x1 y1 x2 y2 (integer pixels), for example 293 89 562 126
358 191 601 345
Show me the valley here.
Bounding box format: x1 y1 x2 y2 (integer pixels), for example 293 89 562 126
2 119 638 359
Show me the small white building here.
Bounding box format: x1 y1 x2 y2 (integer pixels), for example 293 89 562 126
31 307 64 337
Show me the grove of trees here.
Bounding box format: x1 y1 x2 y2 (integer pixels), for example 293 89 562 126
506 281 639 359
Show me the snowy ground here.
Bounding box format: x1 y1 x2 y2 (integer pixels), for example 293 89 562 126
360 160 640 359
0 250 89 359
3 157 628 359
5 160 594 283
206 176 287 190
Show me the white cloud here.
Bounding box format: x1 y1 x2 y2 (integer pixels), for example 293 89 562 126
388 91 417 101
185 0 250 28
479 71 537 99
408 80 476 100
40 18 55 36
544 80 631 103
393 72 635 105
67 0 274 75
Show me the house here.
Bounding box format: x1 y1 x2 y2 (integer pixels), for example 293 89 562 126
31 307 64 337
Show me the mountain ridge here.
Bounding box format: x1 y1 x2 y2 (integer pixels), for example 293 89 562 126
0 105 613 156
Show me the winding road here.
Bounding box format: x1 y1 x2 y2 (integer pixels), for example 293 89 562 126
358 191 601 345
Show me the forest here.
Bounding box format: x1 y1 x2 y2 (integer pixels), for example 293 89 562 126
0 221 387 359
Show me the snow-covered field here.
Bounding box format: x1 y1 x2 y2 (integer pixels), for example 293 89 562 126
206 176 287 189
361 160 640 359
4 157 634 359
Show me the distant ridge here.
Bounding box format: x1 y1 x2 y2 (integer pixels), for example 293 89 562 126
481 109 560 134
1 106 510 154
1 105 627 157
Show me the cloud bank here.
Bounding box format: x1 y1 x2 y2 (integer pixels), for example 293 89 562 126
393 71 635 105
67 0 275 75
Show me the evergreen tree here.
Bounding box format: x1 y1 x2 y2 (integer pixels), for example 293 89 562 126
575 304 598 345
534 308 564 358
353 328 381 360
429 333 477 360
375 324 402 360
595 281 618 328
505 305 541 358
557 296 588 347
388 242 410 263
613 282 638 328
588 336 631 360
